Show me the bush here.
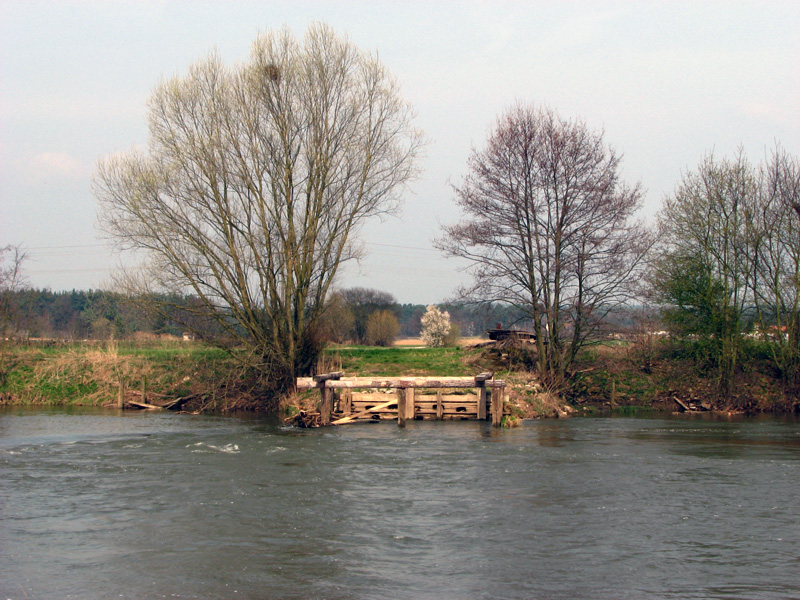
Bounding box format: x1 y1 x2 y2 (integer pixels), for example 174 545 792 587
365 310 400 347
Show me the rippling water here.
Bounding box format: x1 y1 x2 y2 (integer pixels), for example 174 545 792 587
1 407 799 599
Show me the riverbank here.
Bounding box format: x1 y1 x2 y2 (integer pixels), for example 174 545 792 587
1 338 796 416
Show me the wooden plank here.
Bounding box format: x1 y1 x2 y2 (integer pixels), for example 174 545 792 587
397 388 407 427
436 390 443 420
326 377 476 389
474 372 494 383
330 400 395 425
340 391 352 416
298 376 506 390
404 387 415 420
296 377 315 389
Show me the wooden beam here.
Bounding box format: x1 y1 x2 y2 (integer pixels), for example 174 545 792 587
330 400 395 425
341 391 352 416
474 372 494 383
297 376 507 390
404 387 415 421
314 371 342 383
436 390 443 420
491 386 505 426
397 388 407 427
320 387 333 426
477 384 488 420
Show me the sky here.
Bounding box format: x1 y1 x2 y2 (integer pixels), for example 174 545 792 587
1 0 799 304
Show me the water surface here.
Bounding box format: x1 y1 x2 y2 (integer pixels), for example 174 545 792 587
1 408 799 599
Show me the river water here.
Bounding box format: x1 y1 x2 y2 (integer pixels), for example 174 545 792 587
1 408 799 600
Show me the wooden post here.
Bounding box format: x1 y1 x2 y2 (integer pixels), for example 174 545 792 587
436 390 443 420
141 375 147 404
477 385 488 420
341 391 352 416
475 372 492 421
313 372 342 426
491 385 505 426
117 378 125 409
397 387 407 427
320 385 333 426
404 387 415 421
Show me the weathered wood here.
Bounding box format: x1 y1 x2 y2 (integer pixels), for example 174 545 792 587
340 391 352 416
397 388 407 427
314 371 343 383
117 378 125 409
321 387 335 425
477 384 488 420
330 400 395 425
404 387 415 421
673 396 692 412
474 372 493 383
127 400 163 410
491 386 505 426
297 376 506 390
163 394 201 410
436 390 443 420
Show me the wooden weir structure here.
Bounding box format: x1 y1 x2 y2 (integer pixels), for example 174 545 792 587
295 372 508 427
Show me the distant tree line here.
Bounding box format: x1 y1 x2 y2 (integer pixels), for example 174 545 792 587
0 286 532 344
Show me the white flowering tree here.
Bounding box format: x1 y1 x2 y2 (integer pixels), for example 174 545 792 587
421 305 451 347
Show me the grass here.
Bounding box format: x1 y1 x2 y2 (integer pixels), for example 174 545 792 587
7 336 790 416
326 345 477 377
0 340 236 407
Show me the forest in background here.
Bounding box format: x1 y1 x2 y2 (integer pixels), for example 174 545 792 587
0 287 540 343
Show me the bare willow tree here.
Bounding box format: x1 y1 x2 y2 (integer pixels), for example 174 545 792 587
437 104 649 387
94 24 422 397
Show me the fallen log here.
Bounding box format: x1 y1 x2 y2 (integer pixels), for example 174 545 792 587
673 396 692 412
162 394 202 411
127 400 163 410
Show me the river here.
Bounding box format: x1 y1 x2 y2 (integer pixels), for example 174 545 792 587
1 408 799 599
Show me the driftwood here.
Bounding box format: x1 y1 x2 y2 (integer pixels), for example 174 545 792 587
162 394 202 410
673 396 712 412
284 410 323 428
127 400 163 410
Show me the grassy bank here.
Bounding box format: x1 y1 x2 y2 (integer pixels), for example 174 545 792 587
0 340 252 411
2 338 795 416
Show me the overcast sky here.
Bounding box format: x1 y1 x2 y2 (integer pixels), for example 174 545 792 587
1 0 798 304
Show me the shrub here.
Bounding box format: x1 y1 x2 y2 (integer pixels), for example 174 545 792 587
365 310 400 347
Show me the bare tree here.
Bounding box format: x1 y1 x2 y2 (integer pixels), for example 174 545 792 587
1 244 27 385
749 147 800 390
94 24 422 398
437 104 649 387
0 244 27 337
